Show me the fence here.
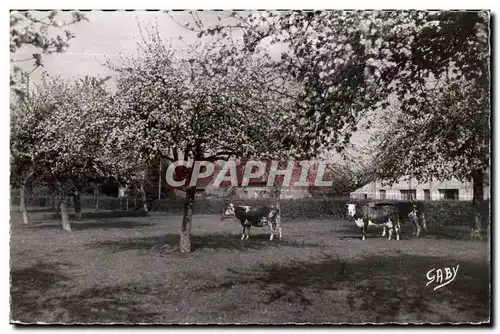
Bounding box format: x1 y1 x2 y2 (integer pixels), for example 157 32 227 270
10 196 490 227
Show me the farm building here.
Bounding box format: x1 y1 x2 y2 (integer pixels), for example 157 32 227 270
201 161 311 199
204 182 311 199
350 176 490 201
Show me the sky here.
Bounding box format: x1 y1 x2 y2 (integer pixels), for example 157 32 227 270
12 10 378 165
14 11 221 87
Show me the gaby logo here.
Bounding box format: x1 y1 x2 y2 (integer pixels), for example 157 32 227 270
426 265 459 291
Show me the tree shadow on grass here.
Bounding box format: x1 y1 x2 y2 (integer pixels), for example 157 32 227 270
10 261 73 322
193 232 321 251
36 210 150 222
11 261 163 324
336 225 412 241
197 253 490 323
12 278 163 323
27 220 154 231
425 226 489 241
89 232 321 254
80 210 150 220
25 207 58 213
45 284 162 323
336 222 484 242
338 234 416 241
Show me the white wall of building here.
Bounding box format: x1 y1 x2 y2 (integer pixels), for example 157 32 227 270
350 176 490 201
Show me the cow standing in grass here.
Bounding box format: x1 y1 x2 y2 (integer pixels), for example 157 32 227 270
346 203 401 241
372 201 427 238
408 202 428 237
222 203 282 241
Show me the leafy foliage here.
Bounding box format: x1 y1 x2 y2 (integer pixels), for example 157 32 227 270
11 74 114 186
309 163 376 197
193 10 490 182
369 11 490 184
189 11 425 154
106 25 302 173
10 10 87 96
374 78 489 183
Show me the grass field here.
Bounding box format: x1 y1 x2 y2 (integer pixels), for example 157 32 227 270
10 208 490 324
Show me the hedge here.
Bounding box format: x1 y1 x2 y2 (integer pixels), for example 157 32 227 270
10 196 490 227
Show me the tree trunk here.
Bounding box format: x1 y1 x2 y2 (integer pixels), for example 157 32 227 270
93 185 99 211
56 196 62 215
57 182 72 231
73 188 82 220
19 168 34 224
139 181 148 212
51 191 59 213
180 187 196 253
19 183 29 224
158 160 162 200
60 199 71 231
471 169 485 240
273 185 282 213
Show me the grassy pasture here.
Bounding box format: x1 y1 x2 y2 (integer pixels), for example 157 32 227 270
10 209 490 324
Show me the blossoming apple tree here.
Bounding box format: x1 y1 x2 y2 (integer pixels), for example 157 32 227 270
106 26 308 252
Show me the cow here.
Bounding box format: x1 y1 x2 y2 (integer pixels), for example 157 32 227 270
221 203 282 241
372 201 427 238
346 203 401 241
409 202 427 237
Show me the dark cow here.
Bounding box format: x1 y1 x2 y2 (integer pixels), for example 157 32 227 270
221 203 282 241
409 203 427 237
346 203 401 241
371 201 427 237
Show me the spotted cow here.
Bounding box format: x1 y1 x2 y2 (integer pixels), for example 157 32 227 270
372 201 427 238
346 203 401 241
222 203 281 241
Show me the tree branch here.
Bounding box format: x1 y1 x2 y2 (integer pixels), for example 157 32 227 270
203 151 235 162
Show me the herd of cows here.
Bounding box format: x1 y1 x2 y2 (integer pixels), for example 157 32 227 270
221 201 427 241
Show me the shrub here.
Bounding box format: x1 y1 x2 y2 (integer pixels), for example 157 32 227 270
10 195 489 227
422 200 490 227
